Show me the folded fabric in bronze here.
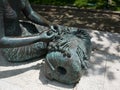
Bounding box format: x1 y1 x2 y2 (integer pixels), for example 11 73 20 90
44 26 92 84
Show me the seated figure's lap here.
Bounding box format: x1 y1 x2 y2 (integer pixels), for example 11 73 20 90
1 22 48 62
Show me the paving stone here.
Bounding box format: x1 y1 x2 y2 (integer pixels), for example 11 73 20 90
75 50 107 90
0 80 22 90
103 54 120 90
75 30 120 90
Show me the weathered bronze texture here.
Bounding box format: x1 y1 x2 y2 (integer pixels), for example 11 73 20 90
0 0 92 84
44 26 92 84
0 0 55 61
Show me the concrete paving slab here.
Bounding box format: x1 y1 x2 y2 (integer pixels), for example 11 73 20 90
88 30 120 55
75 30 120 90
74 50 107 90
103 54 120 90
0 80 22 90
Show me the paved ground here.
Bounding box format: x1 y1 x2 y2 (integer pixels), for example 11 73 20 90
0 29 119 90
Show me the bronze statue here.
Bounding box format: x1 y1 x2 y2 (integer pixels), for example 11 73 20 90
0 0 57 61
44 26 92 84
0 0 92 84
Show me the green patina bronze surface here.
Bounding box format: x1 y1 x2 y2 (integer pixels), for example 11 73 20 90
44 26 92 84
0 0 92 84
0 0 55 61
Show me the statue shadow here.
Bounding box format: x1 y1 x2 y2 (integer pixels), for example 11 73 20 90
0 63 42 79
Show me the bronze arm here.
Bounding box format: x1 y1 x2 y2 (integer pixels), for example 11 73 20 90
0 11 53 48
22 0 52 27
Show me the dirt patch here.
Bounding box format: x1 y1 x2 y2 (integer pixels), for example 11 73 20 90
32 5 120 33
